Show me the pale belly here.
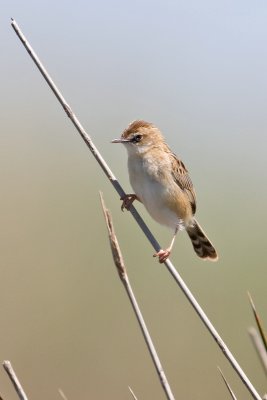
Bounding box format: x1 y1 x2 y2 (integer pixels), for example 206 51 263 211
128 159 184 230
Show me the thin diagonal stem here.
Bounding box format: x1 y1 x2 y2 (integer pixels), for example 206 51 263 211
128 386 138 400
11 18 262 400
10 18 159 253
248 292 267 352
3 361 28 400
101 193 175 400
218 367 238 400
248 327 267 375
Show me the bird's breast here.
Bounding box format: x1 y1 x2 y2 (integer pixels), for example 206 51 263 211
127 155 191 229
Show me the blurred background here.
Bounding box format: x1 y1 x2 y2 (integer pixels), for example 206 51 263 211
1 1 267 399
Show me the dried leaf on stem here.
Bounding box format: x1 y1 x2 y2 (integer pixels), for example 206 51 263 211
100 193 175 400
100 192 126 280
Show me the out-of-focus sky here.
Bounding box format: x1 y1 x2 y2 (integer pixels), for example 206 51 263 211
1 1 267 399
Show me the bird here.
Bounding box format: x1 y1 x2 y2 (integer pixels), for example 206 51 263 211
112 120 218 263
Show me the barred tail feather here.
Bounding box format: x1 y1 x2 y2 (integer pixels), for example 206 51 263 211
186 219 218 261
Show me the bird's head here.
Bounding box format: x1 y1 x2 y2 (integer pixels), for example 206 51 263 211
112 120 164 155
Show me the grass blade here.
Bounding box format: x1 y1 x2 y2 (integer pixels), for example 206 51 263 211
218 367 237 400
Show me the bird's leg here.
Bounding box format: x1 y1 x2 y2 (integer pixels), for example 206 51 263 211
120 194 140 211
153 225 179 263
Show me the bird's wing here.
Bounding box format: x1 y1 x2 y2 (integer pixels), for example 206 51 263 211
170 153 197 214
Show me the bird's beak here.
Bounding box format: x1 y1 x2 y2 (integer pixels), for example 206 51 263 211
111 138 130 143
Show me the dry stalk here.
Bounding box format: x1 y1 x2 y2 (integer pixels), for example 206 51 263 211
100 193 175 400
11 19 262 400
128 386 138 400
248 327 267 376
218 367 238 400
58 388 69 400
248 292 267 352
3 361 28 400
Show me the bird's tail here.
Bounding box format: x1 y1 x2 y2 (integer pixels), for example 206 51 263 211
186 219 218 261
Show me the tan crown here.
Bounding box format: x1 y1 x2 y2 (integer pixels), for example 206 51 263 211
122 120 165 144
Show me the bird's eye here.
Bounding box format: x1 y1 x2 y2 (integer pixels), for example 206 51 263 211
132 134 142 143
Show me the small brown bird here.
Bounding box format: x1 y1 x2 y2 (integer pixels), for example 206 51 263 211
112 120 218 263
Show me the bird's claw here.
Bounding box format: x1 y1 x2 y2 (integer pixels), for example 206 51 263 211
153 249 171 263
120 194 137 211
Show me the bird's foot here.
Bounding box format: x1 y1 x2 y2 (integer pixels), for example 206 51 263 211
153 249 171 263
120 194 138 211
